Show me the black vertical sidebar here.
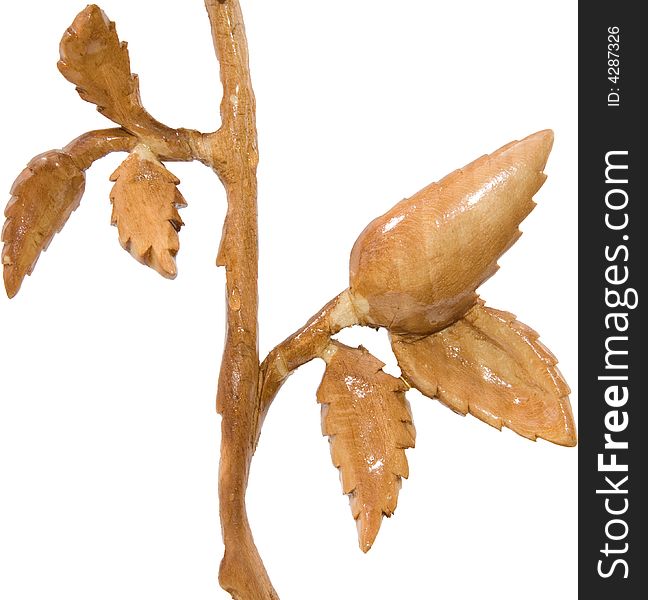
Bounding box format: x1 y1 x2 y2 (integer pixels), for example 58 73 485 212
579 2 646 597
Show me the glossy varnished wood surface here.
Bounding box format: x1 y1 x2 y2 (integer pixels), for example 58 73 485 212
317 342 415 552
3 3 272 599
109 146 186 278
349 130 553 335
2 151 85 298
58 5 198 159
2 1 576 596
392 303 576 446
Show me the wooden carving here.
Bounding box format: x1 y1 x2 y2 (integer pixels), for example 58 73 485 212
2 2 576 599
317 342 415 552
392 302 575 445
3 151 85 298
109 147 186 278
58 6 144 127
348 131 551 335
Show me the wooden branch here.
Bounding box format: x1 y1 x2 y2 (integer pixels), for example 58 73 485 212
202 2 272 599
2 122 211 298
4 5 270 594
257 290 358 439
58 4 208 163
63 128 136 170
2 2 221 299
2 129 136 297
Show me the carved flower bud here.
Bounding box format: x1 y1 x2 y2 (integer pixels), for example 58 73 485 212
348 130 554 336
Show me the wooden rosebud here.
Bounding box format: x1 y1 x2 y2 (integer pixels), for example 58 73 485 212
349 130 554 335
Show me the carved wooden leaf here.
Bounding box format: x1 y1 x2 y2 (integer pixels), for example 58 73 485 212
392 302 576 446
317 342 415 552
58 5 144 129
2 151 85 298
109 147 186 278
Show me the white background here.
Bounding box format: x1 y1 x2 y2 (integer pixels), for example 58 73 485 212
0 1 577 598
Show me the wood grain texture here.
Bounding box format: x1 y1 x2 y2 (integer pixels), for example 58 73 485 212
109 146 186 278
3 2 272 597
63 128 137 171
2 1 577 596
2 130 137 299
2 151 85 298
257 289 359 438
202 2 274 599
58 5 200 160
58 5 144 129
392 302 576 446
317 342 415 552
349 130 553 336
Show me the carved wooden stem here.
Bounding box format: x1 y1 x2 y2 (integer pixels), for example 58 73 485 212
203 2 276 598
2 2 578 596
257 290 358 441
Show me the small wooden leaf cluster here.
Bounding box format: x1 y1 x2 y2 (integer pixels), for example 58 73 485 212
2 5 190 298
310 301 574 552
259 131 576 552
